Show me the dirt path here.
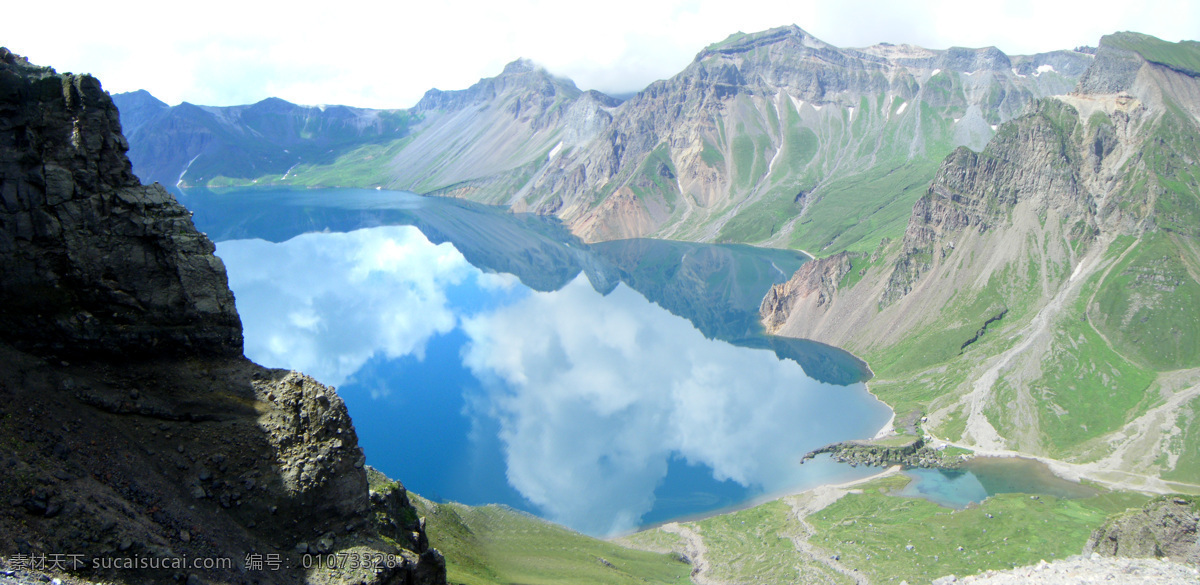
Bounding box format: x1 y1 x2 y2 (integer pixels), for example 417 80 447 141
659 522 725 585
781 467 902 585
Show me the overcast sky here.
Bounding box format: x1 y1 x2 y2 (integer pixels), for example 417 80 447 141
4 0 1197 109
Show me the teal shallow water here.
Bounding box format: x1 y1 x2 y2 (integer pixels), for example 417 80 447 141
899 457 1098 509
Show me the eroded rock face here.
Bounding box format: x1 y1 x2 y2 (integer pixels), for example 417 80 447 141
760 252 851 334
0 49 444 585
880 98 1094 307
1086 496 1200 565
0 48 241 357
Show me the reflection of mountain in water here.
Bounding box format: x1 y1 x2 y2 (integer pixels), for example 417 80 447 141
184 187 870 384
591 239 871 385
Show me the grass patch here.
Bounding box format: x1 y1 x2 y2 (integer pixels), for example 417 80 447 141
410 496 692 585
694 500 850 584
716 188 804 243
700 139 725 168
789 158 940 254
810 482 1112 583
1162 394 1200 483
1092 232 1200 370
1031 315 1157 453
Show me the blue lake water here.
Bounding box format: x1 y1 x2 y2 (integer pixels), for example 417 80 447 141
187 187 892 535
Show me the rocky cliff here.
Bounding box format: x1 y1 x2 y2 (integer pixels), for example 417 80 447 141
762 32 1200 480
520 26 1087 243
0 49 445 585
0 51 241 358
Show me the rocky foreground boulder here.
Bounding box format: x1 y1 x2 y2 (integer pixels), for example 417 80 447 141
0 49 445 585
1086 495 1199 565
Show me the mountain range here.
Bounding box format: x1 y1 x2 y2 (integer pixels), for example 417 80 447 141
113 27 1200 489
114 25 1088 251
4 21 1200 584
762 31 1200 486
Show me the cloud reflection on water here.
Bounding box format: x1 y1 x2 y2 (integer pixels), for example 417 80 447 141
461 277 887 535
217 226 479 388
217 226 888 535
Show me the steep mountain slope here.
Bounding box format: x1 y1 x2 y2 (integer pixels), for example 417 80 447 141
762 32 1200 486
0 49 444 584
115 26 1090 253
520 26 1088 247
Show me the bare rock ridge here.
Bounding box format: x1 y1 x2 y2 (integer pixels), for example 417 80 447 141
0 49 445 584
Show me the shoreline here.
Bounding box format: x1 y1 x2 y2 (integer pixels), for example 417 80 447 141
922 428 1200 496
612 464 903 540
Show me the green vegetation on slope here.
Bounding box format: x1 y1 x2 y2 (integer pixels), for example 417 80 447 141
717 190 804 244
789 158 942 254
1104 32 1200 76
620 474 1152 585
1093 231 1200 371
694 500 851 584
807 475 1150 584
1027 315 1156 452
1163 394 1200 482
410 495 692 585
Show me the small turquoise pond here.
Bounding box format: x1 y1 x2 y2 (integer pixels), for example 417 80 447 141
899 457 1098 508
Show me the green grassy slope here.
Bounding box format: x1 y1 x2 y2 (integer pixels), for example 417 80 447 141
620 474 1152 585
827 76 1200 474
807 475 1149 584
1104 32 1200 76
409 495 692 585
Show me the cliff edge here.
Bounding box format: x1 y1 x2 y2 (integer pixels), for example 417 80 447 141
0 49 445 585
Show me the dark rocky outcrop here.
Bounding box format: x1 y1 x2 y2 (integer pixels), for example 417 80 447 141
1086 496 1200 564
0 49 241 358
0 49 444 585
802 437 968 469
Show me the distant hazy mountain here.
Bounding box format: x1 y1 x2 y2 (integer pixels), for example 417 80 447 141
113 26 1090 253
111 92 413 188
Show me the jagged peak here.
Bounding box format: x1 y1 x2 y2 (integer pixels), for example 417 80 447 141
416 57 582 113
242 96 308 114
696 24 833 61
0 46 53 78
114 88 166 104
501 57 542 75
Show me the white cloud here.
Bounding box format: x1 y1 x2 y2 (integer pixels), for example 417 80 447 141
216 226 473 387
460 276 889 535
3 1 1195 108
